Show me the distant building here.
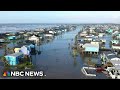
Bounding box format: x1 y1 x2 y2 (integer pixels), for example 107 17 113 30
28 35 40 43
8 36 16 40
106 28 113 34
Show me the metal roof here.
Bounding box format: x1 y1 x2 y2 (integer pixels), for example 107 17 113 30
110 60 120 70
84 43 99 48
5 52 23 57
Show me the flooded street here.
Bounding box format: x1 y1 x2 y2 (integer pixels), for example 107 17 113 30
32 26 108 79
1 11 120 79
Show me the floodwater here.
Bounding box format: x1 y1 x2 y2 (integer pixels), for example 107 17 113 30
104 35 112 49
32 26 108 79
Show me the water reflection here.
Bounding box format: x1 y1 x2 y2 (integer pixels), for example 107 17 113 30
73 57 77 67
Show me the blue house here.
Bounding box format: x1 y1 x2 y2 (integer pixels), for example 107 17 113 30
106 28 113 34
83 43 99 54
27 44 35 49
23 44 35 51
8 36 16 40
5 52 23 66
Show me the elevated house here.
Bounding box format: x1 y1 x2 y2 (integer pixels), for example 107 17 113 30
14 44 35 54
14 45 23 53
77 39 85 48
19 31 25 34
44 33 54 39
23 34 29 40
112 31 119 36
84 37 93 42
89 28 96 34
28 35 40 43
35 28 45 33
79 31 87 37
20 46 30 56
106 28 113 34
5 52 24 66
100 51 120 79
90 41 100 45
111 40 119 45
0 38 5 43
98 32 105 37
7 36 16 40
48 30 55 35
26 31 34 35
101 51 118 63
82 43 99 55
112 44 120 50
116 34 120 39
100 39 106 44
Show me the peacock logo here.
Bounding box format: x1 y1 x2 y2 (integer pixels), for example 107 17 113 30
3 71 11 77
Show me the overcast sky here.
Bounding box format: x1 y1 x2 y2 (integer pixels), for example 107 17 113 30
0 11 120 23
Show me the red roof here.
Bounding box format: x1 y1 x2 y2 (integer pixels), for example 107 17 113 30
113 44 120 46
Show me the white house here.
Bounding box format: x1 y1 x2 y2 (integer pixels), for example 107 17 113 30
28 35 40 43
44 34 54 39
112 44 120 50
84 37 93 41
91 41 99 45
49 30 55 34
98 33 105 37
19 31 25 34
82 43 99 53
0 39 5 42
80 33 87 37
26 32 33 35
112 31 119 36
89 28 95 33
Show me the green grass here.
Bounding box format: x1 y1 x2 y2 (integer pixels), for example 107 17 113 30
16 61 34 70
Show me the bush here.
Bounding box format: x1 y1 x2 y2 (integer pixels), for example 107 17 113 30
16 61 33 70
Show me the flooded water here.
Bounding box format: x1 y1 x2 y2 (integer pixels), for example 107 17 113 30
32 26 108 79
104 35 112 49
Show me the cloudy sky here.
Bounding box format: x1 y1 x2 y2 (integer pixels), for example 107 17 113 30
0 11 120 23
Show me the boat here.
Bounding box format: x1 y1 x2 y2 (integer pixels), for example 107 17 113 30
81 67 96 76
96 67 105 72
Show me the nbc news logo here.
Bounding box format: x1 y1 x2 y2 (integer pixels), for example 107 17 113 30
3 71 11 77
3 71 45 77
